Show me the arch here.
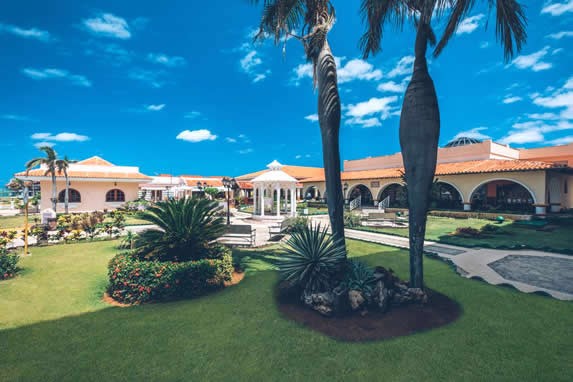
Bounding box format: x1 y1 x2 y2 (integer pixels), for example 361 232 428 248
431 181 463 210
377 183 407 208
58 189 81 203
348 184 374 205
106 189 126 202
469 178 536 213
304 186 321 200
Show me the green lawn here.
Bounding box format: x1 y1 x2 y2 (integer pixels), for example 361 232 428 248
1 240 572 381
357 216 573 253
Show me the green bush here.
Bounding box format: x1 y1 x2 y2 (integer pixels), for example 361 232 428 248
278 224 346 294
341 260 376 298
283 217 310 234
0 248 19 280
454 226 482 238
107 248 233 304
344 212 362 228
481 223 502 234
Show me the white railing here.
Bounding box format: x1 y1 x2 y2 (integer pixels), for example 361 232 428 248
378 196 390 211
349 195 362 211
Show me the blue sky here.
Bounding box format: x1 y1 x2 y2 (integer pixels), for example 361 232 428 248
1 0 572 183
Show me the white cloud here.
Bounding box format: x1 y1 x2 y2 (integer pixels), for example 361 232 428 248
240 50 270 83
337 59 382 83
344 96 399 128
453 127 491 140
147 53 186 67
34 141 55 149
547 31 573 39
146 104 165 111
387 56 415 78
21 68 92 87
532 77 573 120
0 23 52 42
128 69 166 88
304 114 319 122
238 148 254 154
31 132 89 142
548 135 573 145
184 111 202 119
480 41 490 49
541 1 573 16
503 96 523 104
527 112 560 120
377 80 406 93
511 47 552 71
456 14 485 35
82 13 131 39
0 114 32 121
176 129 217 142
226 137 237 143
499 129 545 144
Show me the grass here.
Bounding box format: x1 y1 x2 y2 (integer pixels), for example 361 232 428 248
1 240 572 381
356 215 573 253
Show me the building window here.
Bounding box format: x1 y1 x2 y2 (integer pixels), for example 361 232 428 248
58 189 81 203
106 189 125 202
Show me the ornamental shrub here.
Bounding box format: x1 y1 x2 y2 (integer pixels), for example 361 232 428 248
454 226 482 238
0 248 19 280
107 248 233 304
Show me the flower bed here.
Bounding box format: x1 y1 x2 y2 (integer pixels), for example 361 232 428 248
107 246 233 304
0 248 19 280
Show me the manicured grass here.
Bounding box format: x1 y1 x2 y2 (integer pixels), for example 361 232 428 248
0 214 150 230
1 240 572 381
357 216 573 253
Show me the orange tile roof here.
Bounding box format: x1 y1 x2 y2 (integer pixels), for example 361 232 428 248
76 156 114 166
237 181 253 189
236 165 325 181
15 169 150 180
183 178 224 188
300 159 564 182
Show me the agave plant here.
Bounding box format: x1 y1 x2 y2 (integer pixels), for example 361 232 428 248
279 223 346 294
134 198 226 262
342 260 377 298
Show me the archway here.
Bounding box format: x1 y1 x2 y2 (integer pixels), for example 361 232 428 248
378 183 407 208
304 186 321 201
470 179 535 213
431 182 463 210
348 184 374 206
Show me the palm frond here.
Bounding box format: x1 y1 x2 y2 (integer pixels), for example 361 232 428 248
359 0 411 58
487 0 527 61
433 0 475 57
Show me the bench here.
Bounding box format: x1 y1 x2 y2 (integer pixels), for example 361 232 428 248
269 219 293 239
367 212 397 222
217 224 256 247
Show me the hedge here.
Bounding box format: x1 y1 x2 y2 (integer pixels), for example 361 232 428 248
0 248 19 280
107 246 233 304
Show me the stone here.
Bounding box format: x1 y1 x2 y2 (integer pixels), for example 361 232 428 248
348 289 365 311
41 209 56 225
393 287 428 305
373 281 390 312
302 291 334 317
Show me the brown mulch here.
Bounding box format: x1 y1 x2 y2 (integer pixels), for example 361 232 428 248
277 289 461 342
225 271 245 286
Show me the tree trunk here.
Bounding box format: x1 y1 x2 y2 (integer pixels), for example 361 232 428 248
315 40 346 253
399 24 440 289
64 174 69 214
51 172 57 212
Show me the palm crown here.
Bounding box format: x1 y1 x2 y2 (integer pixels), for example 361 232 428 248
26 146 58 176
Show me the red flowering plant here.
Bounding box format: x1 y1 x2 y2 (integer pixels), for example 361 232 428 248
0 247 19 281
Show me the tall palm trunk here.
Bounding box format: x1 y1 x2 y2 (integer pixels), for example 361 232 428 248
315 40 346 252
399 23 440 289
64 172 69 214
51 172 57 212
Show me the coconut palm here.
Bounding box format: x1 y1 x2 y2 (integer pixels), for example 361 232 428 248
250 0 346 255
26 146 59 212
359 0 527 288
56 156 77 214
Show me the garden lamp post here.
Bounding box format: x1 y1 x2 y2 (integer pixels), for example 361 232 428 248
222 177 237 225
343 182 349 204
23 184 30 256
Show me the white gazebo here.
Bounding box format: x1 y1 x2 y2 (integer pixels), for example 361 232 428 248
251 160 298 220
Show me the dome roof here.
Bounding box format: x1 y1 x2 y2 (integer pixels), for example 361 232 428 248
251 161 298 184
444 136 482 148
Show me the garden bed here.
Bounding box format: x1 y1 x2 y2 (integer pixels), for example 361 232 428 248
277 287 461 342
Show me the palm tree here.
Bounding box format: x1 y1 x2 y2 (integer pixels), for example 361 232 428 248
251 0 346 255
56 156 77 214
26 146 59 212
359 0 526 288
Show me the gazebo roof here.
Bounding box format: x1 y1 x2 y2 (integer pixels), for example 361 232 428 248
251 160 298 184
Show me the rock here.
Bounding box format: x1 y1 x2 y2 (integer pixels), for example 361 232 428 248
393 287 428 305
373 281 390 312
302 291 334 317
332 285 350 314
348 290 365 311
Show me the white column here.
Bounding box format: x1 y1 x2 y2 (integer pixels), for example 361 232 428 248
291 187 296 216
260 186 265 217
254 188 258 214
284 187 288 213
276 186 280 217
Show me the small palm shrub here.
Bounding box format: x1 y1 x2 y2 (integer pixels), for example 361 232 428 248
0 248 19 280
278 224 346 294
283 217 310 234
135 198 226 262
342 260 377 298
